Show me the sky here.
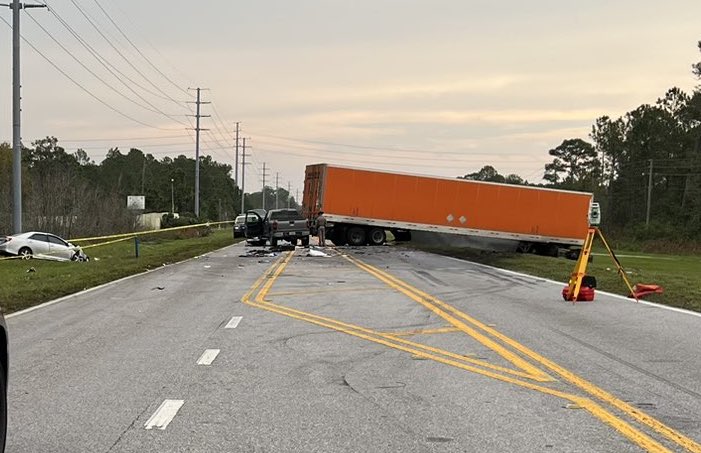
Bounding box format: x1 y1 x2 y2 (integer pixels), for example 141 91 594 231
1 0 700 198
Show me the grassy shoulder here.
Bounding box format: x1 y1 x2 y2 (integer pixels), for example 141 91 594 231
413 245 701 313
0 228 239 314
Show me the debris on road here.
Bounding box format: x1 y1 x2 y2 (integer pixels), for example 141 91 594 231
152 286 165 291
240 249 279 258
307 249 330 258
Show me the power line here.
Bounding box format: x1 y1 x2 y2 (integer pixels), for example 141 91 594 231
0 14 176 130
89 0 191 97
24 10 185 120
61 134 191 142
101 0 194 87
250 132 432 154
251 145 537 168
44 4 189 109
254 138 535 164
65 0 188 108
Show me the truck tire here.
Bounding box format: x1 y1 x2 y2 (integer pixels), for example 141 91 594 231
516 242 534 254
346 226 367 246
270 238 278 247
301 236 310 247
328 228 346 246
368 228 386 246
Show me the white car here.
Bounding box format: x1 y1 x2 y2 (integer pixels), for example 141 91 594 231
0 232 88 262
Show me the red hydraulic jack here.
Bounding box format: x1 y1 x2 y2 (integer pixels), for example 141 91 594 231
564 227 638 304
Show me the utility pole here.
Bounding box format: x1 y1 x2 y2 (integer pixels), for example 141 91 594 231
296 189 300 208
187 87 210 218
287 181 291 208
3 0 47 233
240 138 250 214
234 122 240 186
646 159 653 227
275 172 280 209
261 162 269 211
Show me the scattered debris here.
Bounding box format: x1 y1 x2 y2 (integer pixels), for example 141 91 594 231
563 403 583 410
307 249 330 258
26 267 36 273
93 257 100 262
204 265 211 269
152 286 165 291
239 249 278 258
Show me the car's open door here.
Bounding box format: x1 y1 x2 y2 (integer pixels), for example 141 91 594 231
244 211 265 239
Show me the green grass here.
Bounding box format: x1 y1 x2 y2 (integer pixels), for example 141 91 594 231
413 246 701 313
0 228 238 314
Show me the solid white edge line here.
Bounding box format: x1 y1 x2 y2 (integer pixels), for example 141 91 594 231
144 399 185 430
225 316 243 329
439 254 701 319
6 243 245 320
196 349 221 365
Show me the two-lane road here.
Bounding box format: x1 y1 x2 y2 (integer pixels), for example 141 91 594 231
6 243 701 452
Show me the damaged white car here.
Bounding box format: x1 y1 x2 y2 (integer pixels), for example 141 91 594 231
0 232 89 262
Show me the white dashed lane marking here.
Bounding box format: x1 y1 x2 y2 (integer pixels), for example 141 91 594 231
144 399 185 430
196 349 221 365
225 316 242 329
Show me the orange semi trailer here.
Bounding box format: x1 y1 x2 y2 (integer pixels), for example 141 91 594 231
303 164 595 254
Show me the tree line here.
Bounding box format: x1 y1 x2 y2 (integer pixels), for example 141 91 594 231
462 42 701 241
0 138 297 238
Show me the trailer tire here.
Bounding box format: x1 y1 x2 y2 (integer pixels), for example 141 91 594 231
346 227 367 246
368 228 386 246
516 242 533 254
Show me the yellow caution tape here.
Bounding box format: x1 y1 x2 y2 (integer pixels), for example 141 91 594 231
0 220 235 261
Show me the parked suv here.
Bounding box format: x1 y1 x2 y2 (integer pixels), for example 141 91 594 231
245 209 310 247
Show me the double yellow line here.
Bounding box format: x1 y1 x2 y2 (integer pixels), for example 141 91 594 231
242 251 701 453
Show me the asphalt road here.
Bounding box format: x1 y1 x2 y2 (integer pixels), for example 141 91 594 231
5 242 701 452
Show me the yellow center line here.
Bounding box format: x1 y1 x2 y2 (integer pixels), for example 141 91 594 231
387 326 461 337
242 252 672 452
345 255 551 382
246 254 546 381
344 254 701 453
267 286 389 297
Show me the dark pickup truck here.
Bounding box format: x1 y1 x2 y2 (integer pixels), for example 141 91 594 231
245 208 310 247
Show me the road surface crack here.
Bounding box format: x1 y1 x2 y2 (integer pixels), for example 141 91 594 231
105 403 153 453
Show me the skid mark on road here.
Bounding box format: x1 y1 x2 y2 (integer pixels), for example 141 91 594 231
242 251 700 453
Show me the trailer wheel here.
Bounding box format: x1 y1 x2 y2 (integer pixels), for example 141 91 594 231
368 228 386 246
516 242 533 254
346 227 367 246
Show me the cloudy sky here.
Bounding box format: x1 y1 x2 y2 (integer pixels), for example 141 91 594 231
1 0 700 196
